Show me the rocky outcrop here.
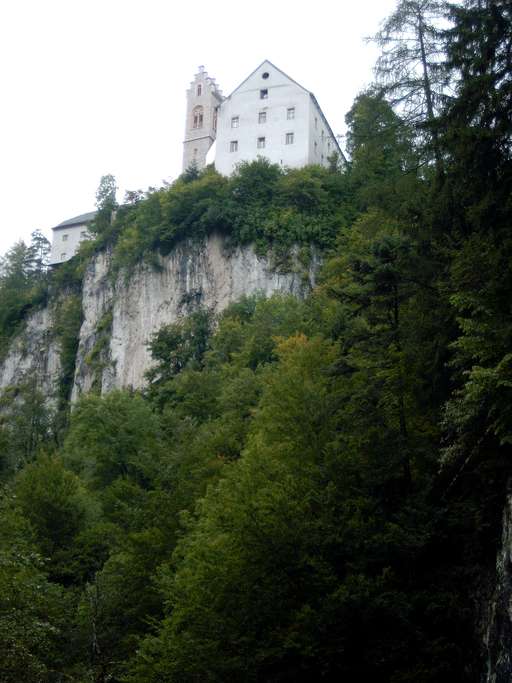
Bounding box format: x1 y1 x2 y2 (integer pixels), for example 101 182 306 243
0 234 317 402
72 234 317 398
0 307 61 399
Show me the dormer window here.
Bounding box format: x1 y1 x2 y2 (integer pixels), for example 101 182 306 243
192 105 204 129
197 84 202 96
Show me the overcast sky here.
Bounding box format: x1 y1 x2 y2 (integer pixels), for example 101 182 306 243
0 0 398 257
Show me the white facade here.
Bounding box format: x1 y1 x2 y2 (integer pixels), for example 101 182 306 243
183 60 342 176
50 212 95 265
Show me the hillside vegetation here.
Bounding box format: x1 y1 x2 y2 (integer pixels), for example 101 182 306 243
1 1 512 681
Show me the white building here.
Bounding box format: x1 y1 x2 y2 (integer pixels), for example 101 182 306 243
50 211 96 265
183 60 343 176
52 61 341 264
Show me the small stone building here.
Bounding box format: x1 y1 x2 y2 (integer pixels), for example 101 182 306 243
50 211 96 265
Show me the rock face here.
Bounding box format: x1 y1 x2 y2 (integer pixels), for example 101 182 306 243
0 233 316 402
481 482 512 683
73 234 316 397
0 307 62 399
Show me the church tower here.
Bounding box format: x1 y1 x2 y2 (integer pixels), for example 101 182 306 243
182 66 223 172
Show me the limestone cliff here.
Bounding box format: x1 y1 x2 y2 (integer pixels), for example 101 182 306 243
0 233 317 402
0 306 62 400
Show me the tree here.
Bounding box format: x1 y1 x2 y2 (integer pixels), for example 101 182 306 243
27 230 51 278
0 238 49 357
145 309 213 408
345 91 421 213
438 0 512 234
90 174 118 235
0 379 53 477
95 174 117 212
0 496 67 682
14 455 94 583
63 391 163 489
320 208 441 489
372 0 449 174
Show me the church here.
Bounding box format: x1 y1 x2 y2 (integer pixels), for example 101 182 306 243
50 60 342 264
183 60 343 175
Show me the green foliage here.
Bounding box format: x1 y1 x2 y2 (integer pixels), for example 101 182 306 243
14 455 95 583
345 91 423 214
63 391 163 489
0 379 54 477
90 173 118 237
53 293 83 409
0 496 67 682
0 232 51 359
79 159 355 276
84 307 113 393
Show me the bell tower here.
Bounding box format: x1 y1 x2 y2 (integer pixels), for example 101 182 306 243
182 66 223 172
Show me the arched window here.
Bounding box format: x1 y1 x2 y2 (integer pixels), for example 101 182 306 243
197 84 202 96
192 105 204 129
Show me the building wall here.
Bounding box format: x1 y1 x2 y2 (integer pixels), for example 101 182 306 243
214 63 312 176
50 224 89 265
307 97 339 168
182 66 223 171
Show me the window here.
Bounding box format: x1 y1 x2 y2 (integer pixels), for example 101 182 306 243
328 141 331 151
258 111 266 124
197 84 202 96
314 141 318 153
193 148 198 156
257 137 265 149
230 140 238 152
262 71 269 79
192 105 204 129
61 253 66 260
315 117 318 129
287 107 295 120
321 130 324 140
260 89 268 99
285 132 294 145
62 233 68 241
231 116 239 128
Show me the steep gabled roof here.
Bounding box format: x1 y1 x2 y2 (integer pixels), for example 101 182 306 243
53 211 97 230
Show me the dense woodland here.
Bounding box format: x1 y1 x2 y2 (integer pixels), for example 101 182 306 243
1 0 512 680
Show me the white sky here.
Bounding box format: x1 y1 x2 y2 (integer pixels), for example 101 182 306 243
0 0 397 257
